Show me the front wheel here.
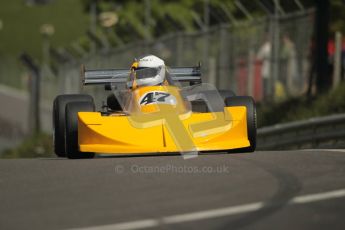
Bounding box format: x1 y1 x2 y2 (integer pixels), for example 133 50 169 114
65 101 95 159
225 96 257 152
53 94 94 157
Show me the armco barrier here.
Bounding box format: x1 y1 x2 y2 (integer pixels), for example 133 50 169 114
257 114 345 150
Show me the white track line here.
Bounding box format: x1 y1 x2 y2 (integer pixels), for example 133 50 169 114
161 202 264 224
302 149 345 153
68 188 345 230
291 189 345 204
70 220 159 230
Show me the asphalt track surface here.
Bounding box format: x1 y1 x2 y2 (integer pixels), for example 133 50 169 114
1 150 345 230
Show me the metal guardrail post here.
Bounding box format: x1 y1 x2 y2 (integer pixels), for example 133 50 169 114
333 32 342 89
19 53 41 135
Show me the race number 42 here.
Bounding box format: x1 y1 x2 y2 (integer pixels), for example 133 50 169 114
139 91 174 105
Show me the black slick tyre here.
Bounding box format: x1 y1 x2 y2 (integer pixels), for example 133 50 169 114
52 94 93 157
65 101 95 159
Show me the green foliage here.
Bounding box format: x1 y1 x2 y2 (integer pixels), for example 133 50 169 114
117 1 151 40
0 0 90 88
82 0 242 44
0 0 89 59
258 82 345 127
1 0 344 61
1 133 53 158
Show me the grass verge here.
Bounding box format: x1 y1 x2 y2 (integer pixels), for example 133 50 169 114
1 133 53 158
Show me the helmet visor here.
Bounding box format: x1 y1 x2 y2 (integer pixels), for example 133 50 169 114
135 67 161 79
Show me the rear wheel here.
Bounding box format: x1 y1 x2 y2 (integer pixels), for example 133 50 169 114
219 90 236 101
188 90 234 113
53 94 94 157
65 101 95 159
225 96 256 152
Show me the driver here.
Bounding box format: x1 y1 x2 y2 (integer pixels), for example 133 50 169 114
127 55 171 89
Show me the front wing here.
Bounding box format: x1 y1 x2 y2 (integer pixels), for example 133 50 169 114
78 106 249 154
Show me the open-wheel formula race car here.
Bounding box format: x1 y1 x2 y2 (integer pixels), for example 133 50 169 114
53 55 256 159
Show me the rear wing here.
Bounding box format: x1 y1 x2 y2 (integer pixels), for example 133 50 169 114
81 64 201 86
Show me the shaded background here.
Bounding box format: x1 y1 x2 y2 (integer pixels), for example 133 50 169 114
0 0 345 157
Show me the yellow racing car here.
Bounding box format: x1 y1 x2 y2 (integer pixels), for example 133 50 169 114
53 55 256 159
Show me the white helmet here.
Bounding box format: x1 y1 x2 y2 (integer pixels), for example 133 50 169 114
127 55 166 88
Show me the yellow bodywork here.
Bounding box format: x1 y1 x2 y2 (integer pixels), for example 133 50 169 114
77 85 250 154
